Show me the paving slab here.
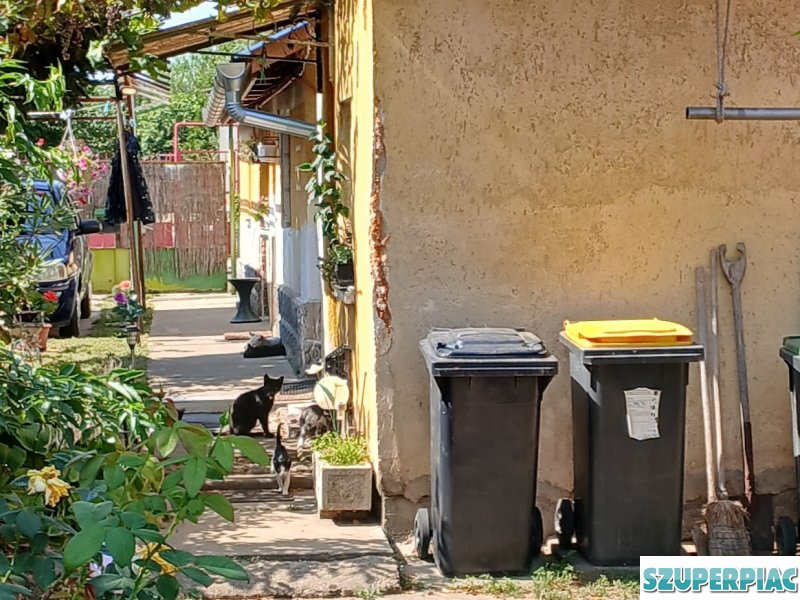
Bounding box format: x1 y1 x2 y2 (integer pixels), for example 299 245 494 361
199 555 401 599
171 497 394 560
147 293 296 409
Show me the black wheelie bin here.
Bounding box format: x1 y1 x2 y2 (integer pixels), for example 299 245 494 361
417 327 558 577
556 319 703 566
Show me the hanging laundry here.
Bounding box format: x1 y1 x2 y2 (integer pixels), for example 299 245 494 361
104 130 155 230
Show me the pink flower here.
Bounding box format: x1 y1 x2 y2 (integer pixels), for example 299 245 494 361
77 158 88 171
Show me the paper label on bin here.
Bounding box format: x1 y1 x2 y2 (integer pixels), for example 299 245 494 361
624 387 661 441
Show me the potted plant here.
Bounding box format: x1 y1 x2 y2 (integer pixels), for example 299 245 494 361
312 432 372 517
10 290 58 350
111 280 145 326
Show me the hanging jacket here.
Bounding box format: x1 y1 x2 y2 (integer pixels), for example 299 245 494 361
104 132 156 229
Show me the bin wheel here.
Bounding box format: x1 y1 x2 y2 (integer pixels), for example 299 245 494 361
555 498 575 550
414 508 432 560
775 516 797 556
532 507 543 556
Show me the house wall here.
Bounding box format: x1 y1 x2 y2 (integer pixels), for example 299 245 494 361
340 0 800 535
262 68 325 372
333 0 380 463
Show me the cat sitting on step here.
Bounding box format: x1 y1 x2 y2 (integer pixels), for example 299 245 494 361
272 422 292 496
230 373 284 436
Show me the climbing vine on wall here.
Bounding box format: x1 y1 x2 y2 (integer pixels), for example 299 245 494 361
299 124 353 290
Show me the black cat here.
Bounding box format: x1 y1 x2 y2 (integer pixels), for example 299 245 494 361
272 423 292 496
230 373 284 436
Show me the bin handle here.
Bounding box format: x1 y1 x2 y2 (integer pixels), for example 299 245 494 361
582 329 682 336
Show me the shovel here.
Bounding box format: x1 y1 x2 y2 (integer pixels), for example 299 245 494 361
719 243 774 552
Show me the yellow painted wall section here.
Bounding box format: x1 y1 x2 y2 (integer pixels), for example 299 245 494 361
364 0 800 534
334 0 379 463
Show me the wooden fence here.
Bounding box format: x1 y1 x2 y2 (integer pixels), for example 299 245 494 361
88 161 228 292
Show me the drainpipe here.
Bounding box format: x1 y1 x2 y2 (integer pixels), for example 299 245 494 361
205 63 317 138
173 121 207 162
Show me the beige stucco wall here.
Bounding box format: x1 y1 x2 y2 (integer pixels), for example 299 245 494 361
363 0 800 535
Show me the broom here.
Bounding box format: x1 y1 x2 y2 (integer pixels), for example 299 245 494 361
698 260 751 555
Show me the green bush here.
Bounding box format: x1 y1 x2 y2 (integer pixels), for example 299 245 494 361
0 350 269 599
311 433 369 466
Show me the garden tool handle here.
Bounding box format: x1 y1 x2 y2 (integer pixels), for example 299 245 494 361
696 267 718 502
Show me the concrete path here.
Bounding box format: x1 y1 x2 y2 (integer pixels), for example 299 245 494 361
148 293 401 598
148 293 296 411
172 491 399 598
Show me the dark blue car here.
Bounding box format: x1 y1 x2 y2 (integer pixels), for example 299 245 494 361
29 180 101 337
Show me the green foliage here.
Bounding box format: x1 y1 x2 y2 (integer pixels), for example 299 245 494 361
311 433 368 466
0 352 263 597
127 43 247 157
299 123 354 290
450 574 525 599
0 57 76 340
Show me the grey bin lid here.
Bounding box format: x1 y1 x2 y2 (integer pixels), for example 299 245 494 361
429 328 546 358
421 328 558 378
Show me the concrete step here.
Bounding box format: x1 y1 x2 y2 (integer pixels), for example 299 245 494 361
204 472 313 493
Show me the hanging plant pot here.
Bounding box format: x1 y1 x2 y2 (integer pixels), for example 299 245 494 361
334 260 355 288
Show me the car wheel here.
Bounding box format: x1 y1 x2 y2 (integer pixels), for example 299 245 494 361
59 305 80 338
80 283 92 319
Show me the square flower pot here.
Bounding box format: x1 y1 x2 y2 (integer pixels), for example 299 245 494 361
313 452 373 516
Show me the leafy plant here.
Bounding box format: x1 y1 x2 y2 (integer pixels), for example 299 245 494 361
311 433 368 466
0 351 270 598
299 123 354 291
61 142 107 205
0 57 76 342
111 281 146 324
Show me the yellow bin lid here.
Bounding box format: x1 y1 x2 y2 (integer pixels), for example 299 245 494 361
563 319 694 348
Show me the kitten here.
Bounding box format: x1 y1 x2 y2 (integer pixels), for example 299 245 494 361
230 373 284 437
296 404 333 453
272 423 292 496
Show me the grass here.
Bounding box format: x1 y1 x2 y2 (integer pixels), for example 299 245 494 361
450 575 525 598
447 559 639 600
312 432 369 466
41 303 154 374
356 586 384 600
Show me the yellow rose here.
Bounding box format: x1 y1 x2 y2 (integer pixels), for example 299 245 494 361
26 466 72 507
136 543 178 576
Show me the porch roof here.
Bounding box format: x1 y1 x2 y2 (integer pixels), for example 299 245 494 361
106 0 316 71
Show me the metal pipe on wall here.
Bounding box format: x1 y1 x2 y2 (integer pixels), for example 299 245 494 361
686 107 800 121
205 63 316 138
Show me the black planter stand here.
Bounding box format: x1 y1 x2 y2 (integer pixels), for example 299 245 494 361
334 261 355 288
228 277 261 324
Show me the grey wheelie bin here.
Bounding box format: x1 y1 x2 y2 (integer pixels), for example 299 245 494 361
556 319 703 566
416 328 558 577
